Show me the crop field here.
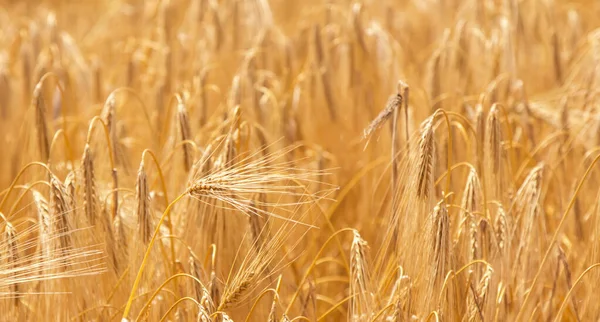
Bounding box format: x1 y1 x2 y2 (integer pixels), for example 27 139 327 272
0 0 599 321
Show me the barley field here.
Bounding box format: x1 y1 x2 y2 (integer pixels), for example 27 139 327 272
1 0 599 321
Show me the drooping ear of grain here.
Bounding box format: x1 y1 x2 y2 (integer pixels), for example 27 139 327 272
33 190 51 256
218 272 254 310
428 48 442 112
350 230 374 322
494 205 508 256
211 2 223 51
210 270 221 310
100 96 117 163
560 96 569 145
196 68 208 127
113 212 127 261
485 105 502 174
429 201 451 296
459 169 482 265
511 164 544 276
177 99 193 172
100 203 118 273
248 201 267 251
461 168 482 216
135 161 152 244
92 57 102 102
49 175 72 255
558 247 581 320
200 279 216 314
229 75 241 108
475 104 485 163
0 69 10 119
399 80 410 149
552 31 562 84
81 144 97 225
267 299 278 322
189 255 204 302
416 118 435 199
64 171 77 220
197 142 214 178
363 93 402 140
351 3 368 54
468 265 493 320
313 25 336 120
33 85 50 162
4 222 20 304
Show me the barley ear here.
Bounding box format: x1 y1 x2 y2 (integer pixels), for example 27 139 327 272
417 118 435 199
350 230 374 321
430 200 451 294
49 174 72 254
82 144 97 225
33 84 50 162
4 221 20 305
33 190 51 259
178 98 193 172
135 160 152 244
363 93 402 140
486 104 502 174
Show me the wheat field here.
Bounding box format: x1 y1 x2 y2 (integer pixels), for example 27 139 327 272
1 0 599 321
